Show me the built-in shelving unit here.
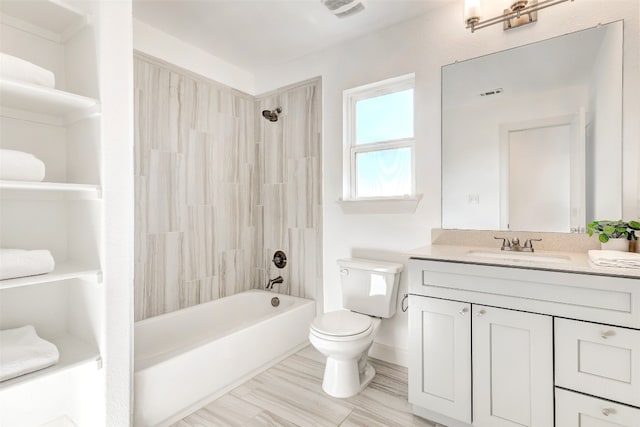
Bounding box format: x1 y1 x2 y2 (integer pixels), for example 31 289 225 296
0 1 112 425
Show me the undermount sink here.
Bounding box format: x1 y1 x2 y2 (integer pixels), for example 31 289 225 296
466 250 572 264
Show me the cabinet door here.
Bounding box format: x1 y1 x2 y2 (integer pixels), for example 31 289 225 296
556 388 640 427
472 305 553 427
408 295 471 423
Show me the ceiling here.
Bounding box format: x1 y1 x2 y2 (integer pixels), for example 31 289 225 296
133 0 452 71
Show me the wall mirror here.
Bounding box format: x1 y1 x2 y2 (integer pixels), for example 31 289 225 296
441 21 623 233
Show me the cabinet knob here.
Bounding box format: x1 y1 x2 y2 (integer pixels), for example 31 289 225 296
601 330 615 339
602 407 615 416
476 309 486 317
459 307 469 315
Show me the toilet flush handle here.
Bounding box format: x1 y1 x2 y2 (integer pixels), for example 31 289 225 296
340 268 349 275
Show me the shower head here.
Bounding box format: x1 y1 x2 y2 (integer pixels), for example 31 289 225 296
262 107 282 122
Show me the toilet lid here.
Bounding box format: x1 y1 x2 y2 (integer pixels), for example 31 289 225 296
310 311 372 337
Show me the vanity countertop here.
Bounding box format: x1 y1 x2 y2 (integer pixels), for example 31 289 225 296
409 244 640 279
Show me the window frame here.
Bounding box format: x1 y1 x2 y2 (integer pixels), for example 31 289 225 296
343 73 416 201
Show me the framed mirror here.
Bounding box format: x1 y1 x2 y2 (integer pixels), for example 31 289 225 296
441 21 623 233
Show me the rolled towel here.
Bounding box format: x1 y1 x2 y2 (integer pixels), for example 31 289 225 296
588 249 640 269
0 149 46 181
0 248 55 280
0 53 55 88
0 325 59 382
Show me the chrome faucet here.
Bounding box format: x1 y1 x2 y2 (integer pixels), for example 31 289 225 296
494 237 542 252
522 238 542 252
266 276 284 290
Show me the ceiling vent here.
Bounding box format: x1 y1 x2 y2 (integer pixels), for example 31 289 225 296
322 0 366 18
479 88 504 97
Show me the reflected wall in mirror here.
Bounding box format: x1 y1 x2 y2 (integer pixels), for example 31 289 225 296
442 21 623 233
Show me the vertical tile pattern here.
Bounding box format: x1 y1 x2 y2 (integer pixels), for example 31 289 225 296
134 54 322 320
134 56 257 320
257 80 323 300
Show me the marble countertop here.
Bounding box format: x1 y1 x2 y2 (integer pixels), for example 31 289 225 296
408 244 640 279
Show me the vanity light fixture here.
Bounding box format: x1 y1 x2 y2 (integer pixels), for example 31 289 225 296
464 0 574 33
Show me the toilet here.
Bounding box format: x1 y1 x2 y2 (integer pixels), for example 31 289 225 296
309 258 403 398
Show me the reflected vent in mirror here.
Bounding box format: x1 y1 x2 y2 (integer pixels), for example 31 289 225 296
479 88 503 97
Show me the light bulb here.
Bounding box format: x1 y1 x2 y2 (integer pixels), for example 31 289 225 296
464 0 482 25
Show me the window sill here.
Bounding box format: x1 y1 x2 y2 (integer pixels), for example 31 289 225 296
337 194 423 215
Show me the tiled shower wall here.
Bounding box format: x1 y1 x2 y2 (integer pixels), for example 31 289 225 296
134 54 322 320
256 81 323 304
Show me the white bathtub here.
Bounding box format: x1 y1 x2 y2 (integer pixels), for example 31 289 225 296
133 290 316 427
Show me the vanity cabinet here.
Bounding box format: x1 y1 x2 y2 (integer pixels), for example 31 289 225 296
408 258 640 427
408 296 553 427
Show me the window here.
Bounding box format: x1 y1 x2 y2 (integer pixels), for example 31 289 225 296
343 74 415 203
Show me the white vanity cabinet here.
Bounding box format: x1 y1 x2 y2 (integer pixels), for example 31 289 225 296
408 257 640 427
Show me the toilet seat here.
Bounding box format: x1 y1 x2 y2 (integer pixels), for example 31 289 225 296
310 311 373 341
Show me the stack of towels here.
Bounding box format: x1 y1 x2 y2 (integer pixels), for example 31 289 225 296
0 52 56 88
0 325 59 382
588 250 640 269
0 149 46 181
0 53 52 182
0 248 55 280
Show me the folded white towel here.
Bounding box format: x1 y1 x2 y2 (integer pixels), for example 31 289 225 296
0 149 46 182
0 248 55 280
588 249 640 269
0 325 59 382
0 53 55 88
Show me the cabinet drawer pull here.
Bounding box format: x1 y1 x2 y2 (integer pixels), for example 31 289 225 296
459 307 469 315
602 407 615 416
476 309 486 317
600 330 615 339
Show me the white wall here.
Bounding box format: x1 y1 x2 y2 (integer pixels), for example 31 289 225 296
133 19 256 95
252 0 640 365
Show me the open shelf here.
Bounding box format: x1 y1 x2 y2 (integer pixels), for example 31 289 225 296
0 78 99 121
0 262 100 290
0 333 101 391
0 0 88 43
0 180 101 198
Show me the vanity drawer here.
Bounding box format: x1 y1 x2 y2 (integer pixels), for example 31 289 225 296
556 388 640 427
555 318 640 407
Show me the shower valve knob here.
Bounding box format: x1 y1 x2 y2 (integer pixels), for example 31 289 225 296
272 250 287 269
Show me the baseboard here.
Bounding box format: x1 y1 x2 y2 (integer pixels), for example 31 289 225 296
369 342 408 367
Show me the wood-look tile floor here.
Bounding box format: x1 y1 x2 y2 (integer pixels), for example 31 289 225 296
172 346 443 427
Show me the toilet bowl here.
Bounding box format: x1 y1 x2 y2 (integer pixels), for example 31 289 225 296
309 310 382 398
308 258 403 398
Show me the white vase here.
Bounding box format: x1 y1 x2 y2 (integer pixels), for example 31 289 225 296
601 238 629 252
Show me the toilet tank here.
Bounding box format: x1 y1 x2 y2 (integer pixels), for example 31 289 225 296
337 258 403 318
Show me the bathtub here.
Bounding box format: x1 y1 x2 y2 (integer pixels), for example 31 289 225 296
133 290 316 427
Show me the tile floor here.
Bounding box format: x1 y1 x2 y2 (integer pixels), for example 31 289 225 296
171 346 443 427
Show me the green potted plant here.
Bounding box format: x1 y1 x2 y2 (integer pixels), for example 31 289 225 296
587 220 630 251
628 220 640 252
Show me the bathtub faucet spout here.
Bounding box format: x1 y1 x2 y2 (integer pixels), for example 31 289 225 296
266 276 284 290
